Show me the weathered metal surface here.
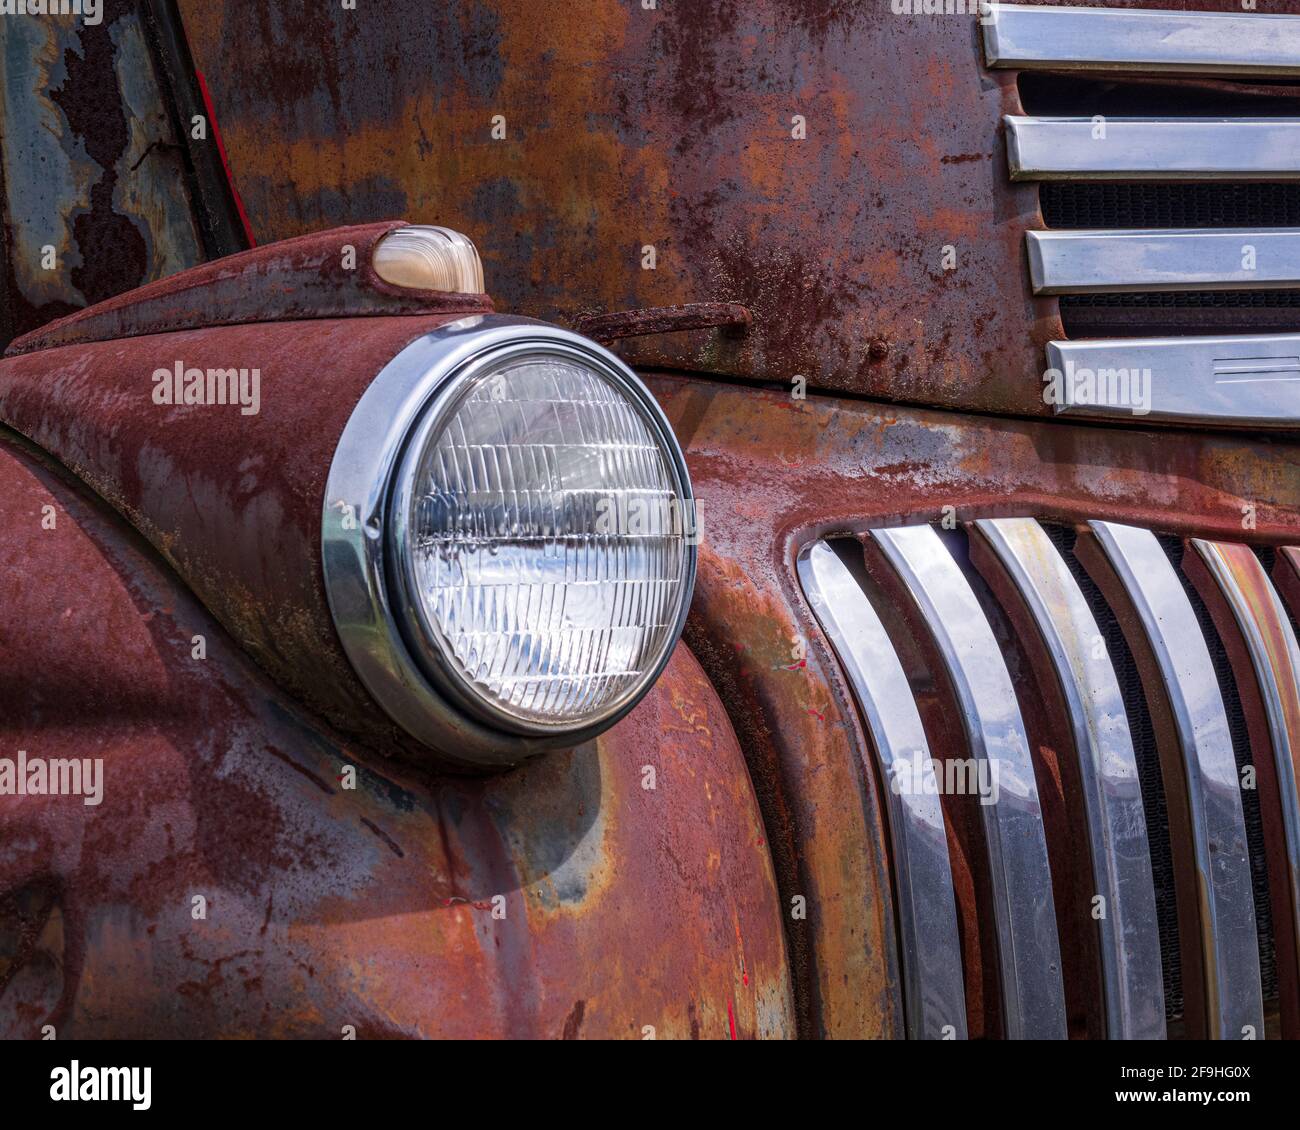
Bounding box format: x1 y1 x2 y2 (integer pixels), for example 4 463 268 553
171 0 1300 425
575 302 751 346
5 222 491 357
172 1 1061 417
139 0 252 258
0 0 204 346
644 371 1300 1038
0 434 793 1038
0 310 486 764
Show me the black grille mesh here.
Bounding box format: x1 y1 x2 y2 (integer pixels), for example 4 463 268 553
1019 72 1300 120
1040 182 1300 231
1065 291 1300 309
1059 295 1300 339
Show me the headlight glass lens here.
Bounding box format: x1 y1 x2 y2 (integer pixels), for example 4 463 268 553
394 349 692 730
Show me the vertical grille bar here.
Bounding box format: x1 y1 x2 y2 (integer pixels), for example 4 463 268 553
870 525 1067 1040
797 540 968 1040
1191 539 1300 1038
1081 521 1264 1038
972 518 1165 1038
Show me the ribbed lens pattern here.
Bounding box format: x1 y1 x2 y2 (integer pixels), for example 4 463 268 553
405 355 688 726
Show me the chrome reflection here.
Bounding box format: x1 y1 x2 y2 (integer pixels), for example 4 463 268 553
871 525 1067 1040
1087 522 1264 1038
798 540 968 1040
1192 538 1300 1030
1005 116 1300 182
983 4 1300 76
1026 228 1300 295
973 518 1165 1039
1044 335 1300 428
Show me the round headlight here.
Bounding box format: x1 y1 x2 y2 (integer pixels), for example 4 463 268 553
323 316 697 764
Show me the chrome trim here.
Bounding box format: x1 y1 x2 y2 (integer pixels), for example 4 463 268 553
1192 539 1300 1015
1087 522 1264 1038
1005 117 1300 182
973 519 1164 1039
983 4 1300 76
871 525 1067 1040
1027 229 1300 296
321 314 696 765
797 540 968 1041
1044 336 1300 427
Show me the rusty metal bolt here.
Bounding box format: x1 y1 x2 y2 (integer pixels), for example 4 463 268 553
868 339 890 362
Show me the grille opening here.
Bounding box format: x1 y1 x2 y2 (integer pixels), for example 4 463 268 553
1018 72 1300 119
1159 535 1280 1011
1043 183 1300 338
1020 73 1300 340
815 525 1289 1036
1041 522 1184 1025
1040 182 1300 231
1059 292 1300 340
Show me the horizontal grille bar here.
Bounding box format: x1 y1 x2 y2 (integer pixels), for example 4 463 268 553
1044 334 1300 426
1026 229 1300 295
983 4 1300 76
1006 117 1300 182
797 541 968 1040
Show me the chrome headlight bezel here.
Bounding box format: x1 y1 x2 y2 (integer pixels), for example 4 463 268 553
321 314 697 766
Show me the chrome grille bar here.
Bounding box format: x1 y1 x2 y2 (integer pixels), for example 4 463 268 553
1026 229 1300 295
797 540 968 1040
1191 539 1300 1032
983 4 1300 76
973 518 1165 1039
1281 547 1300 604
871 524 1067 1040
1005 117 1300 182
1086 521 1264 1039
1044 335 1300 427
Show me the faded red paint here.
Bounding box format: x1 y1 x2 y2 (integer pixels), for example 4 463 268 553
0 435 793 1039
5 223 490 357
0 312 478 764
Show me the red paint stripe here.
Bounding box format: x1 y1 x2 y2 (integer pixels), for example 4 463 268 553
195 70 257 248
727 998 737 1040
